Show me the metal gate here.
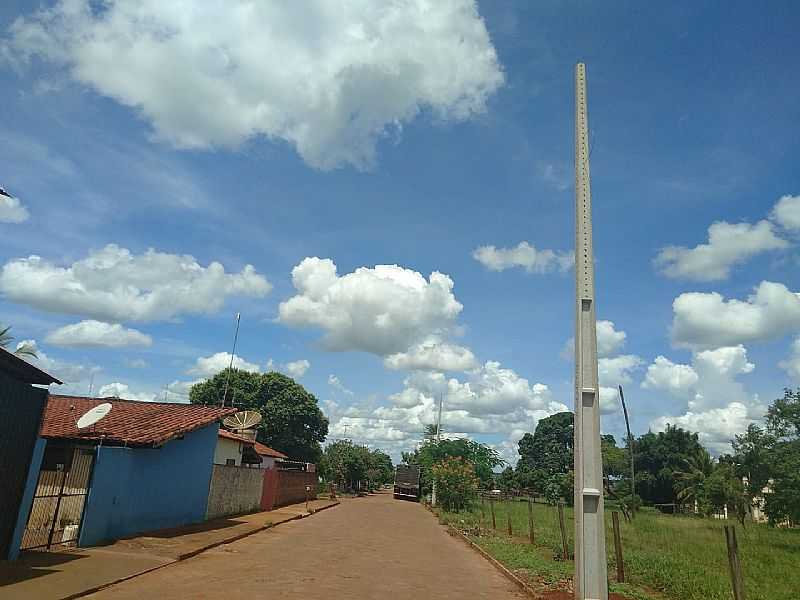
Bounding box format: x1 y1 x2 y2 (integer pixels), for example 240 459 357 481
20 445 95 551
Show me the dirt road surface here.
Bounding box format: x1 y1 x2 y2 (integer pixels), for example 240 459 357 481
85 491 525 600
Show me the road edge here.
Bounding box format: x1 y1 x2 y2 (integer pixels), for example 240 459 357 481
62 501 340 600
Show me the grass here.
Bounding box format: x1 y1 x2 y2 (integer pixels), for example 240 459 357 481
437 499 800 600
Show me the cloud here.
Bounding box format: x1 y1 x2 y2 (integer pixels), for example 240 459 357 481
0 190 30 223
16 339 100 390
562 320 627 359
598 355 643 387
671 281 800 349
187 352 260 378
771 194 800 231
4 0 503 170
328 374 354 396
0 244 271 322
654 220 787 281
779 337 800 381
472 241 574 273
123 358 148 369
97 382 157 402
279 257 463 356
45 320 152 347
384 338 476 371
284 359 310 379
650 402 754 455
642 356 699 396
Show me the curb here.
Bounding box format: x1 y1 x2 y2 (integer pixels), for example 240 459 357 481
62 501 339 599
445 526 540 599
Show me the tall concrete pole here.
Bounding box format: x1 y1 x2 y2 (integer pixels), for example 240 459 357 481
431 392 444 507
573 62 608 600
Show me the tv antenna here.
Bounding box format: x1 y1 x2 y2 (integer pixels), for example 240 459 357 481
220 312 241 407
223 410 262 431
77 402 112 429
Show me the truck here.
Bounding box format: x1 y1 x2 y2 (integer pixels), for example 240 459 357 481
393 464 421 501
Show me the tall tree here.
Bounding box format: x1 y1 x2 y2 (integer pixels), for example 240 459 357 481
190 368 328 463
634 425 705 505
762 388 800 524
404 437 503 492
517 411 574 475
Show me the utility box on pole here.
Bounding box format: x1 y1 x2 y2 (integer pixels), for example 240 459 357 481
573 62 608 600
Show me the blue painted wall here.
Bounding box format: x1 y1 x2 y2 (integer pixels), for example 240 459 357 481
7 438 46 560
79 423 218 546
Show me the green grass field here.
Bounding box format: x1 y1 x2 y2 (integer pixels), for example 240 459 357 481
437 499 799 600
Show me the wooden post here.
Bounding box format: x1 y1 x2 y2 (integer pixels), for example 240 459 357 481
527 498 534 544
490 499 496 530
725 525 745 600
507 511 513 536
557 502 569 561
612 511 625 583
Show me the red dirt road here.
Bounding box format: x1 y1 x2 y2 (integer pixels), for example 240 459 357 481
85 492 526 599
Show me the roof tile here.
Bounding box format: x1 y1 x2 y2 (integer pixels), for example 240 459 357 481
42 395 237 447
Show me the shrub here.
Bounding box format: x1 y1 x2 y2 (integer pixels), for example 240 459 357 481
431 456 480 512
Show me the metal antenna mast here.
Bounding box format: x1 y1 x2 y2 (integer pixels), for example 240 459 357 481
573 62 608 600
220 312 241 407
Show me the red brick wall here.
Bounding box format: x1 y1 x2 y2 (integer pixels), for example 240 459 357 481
261 469 317 510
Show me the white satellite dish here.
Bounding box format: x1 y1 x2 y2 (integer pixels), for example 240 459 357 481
77 403 112 429
223 410 262 431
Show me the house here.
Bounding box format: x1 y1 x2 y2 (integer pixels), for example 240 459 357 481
19 395 236 549
0 347 61 560
214 428 262 467
254 441 288 469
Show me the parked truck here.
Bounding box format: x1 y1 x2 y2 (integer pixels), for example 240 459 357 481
393 464 421 501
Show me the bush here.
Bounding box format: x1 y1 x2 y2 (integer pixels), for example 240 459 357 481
431 456 480 512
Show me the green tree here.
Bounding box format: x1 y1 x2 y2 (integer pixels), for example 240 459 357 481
0 325 37 357
517 412 574 476
635 425 706 505
705 463 748 525
673 449 714 514
731 423 773 511
431 456 480 511
762 388 800 525
190 368 328 463
497 466 517 492
403 437 503 492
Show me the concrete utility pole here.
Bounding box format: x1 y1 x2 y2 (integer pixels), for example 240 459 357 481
573 62 608 600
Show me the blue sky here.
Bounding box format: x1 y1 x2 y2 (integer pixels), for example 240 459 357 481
1 1 799 462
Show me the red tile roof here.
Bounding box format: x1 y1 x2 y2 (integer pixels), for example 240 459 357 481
42 395 237 447
254 441 288 459
217 428 254 445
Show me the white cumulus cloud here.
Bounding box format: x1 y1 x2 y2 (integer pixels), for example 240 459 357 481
97 382 157 402
671 281 800 349
562 320 627 359
384 338 476 371
16 339 100 391
187 352 260 378
654 220 787 281
284 359 310 379
45 320 152 347
4 0 503 170
472 241 574 273
328 374 354 396
771 194 800 231
650 402 755 455
279 257 463 356
0 244 271 322
598 354 643 387
642 356 699 396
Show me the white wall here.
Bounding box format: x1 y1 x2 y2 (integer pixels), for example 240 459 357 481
213 437 242 466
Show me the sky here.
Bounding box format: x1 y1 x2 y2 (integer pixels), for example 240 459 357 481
1 1 799 464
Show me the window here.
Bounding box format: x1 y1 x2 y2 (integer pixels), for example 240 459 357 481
225 458 236 466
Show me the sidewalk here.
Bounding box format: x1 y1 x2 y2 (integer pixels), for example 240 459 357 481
0 498 339 600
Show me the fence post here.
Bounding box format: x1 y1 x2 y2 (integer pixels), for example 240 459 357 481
527 498 534 544
557 502 569 560
330 482 336 499
490 499 496 530
725 525 745 600
507 511 513 536
612 511 625 583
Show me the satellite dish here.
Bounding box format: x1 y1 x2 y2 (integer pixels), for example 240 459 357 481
77 403 112 429
223 410 262 431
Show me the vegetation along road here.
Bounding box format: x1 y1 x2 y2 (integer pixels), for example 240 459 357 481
84 492 526 600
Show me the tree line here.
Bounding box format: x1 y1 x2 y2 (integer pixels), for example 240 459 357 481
499 388 800 525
